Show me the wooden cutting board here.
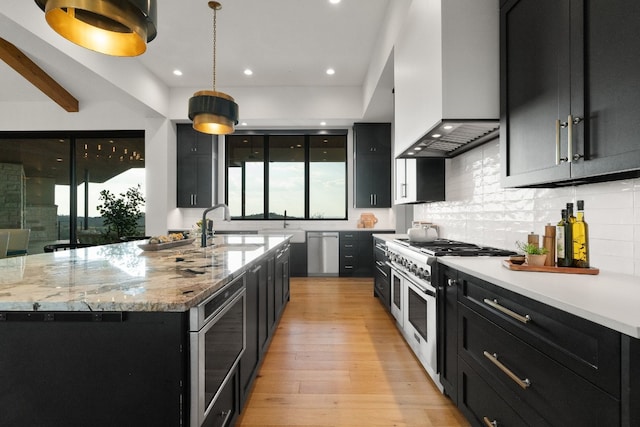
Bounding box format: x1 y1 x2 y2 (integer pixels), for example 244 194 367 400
502 260 599 275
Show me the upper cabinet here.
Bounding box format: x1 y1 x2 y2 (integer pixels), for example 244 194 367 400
353 123 392 208
395 158 445 205
176 124 215 208
500 0 640 187
393 0 499 157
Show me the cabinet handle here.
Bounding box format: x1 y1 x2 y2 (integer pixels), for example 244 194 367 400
483 417 498 427
370 194 374 205
219 409 232 426
401 183 407 198
344 265 353 269
447 279 456 287
345 244 354 248
483 298 531 324
556 119 568 164
567 114 574 163
345 255 354 259
483 351 531 390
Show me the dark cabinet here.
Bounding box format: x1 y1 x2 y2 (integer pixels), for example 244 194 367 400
240 262 266 406
395 158 445 204
353 123 391 208
372 237 390 309
449 266 622 426
289 242 307 277
274 243 290 317
500 0 640 187
177 124 214 207
339 231 373 277
437 264 458 404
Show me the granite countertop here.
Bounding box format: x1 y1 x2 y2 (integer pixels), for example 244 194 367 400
0 234 288 313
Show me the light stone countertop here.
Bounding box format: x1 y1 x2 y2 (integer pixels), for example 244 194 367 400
0 234 289 313
374 233 640 338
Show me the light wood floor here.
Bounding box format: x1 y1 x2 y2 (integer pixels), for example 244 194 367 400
236 277 470 427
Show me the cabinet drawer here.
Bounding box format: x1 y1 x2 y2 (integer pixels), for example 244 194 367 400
458 357 548 427
458 271 620 396
202 372 236 427
459 304 619 427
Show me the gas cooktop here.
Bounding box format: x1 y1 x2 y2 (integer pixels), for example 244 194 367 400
393 238 516 257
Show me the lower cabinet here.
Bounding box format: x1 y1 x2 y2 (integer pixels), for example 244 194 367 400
443 265 629 427
240 245 290 410
373 236 390 309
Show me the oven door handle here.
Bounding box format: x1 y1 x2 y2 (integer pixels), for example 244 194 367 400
409 281 436 298
391 266 436 298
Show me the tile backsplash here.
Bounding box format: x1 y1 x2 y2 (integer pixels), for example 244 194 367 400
414 139 640 276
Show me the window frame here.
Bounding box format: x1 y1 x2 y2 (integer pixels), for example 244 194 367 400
225 129 348 221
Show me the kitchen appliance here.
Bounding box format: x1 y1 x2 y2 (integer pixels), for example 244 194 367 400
407 223 438 242
307 231 339 276
189 274 246 427
386 238 515 390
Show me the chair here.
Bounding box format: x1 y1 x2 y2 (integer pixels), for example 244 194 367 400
5 229 30 257
0 232 9 259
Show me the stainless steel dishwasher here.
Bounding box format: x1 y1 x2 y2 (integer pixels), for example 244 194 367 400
307 231 339 276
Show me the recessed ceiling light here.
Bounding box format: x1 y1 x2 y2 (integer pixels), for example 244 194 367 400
414 147 422 150
243 69 253 76
432 133 442 138
329 0 341 4
407 152 415 156
326 68 335 75
173 69 183 76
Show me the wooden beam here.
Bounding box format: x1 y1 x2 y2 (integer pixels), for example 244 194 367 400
0 37 79 112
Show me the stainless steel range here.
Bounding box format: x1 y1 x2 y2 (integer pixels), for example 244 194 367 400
386 238 514 391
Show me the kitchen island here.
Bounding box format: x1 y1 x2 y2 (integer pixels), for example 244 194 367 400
0 234 291 427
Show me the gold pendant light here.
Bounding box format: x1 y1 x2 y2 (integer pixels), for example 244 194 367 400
34 0 157 57
188 1 239 135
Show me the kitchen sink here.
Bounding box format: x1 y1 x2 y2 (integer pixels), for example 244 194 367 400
259 228 306 243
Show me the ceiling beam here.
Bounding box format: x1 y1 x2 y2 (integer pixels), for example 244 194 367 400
0 37 79 112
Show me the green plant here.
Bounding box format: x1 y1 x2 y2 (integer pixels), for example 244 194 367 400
97 185 145 240
516 240 549 255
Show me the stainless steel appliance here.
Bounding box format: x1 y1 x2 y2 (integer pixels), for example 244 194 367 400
307 231 339 276
189 274 246 427
386 238 515 391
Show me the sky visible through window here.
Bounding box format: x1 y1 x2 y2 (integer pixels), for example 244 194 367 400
55 168 146 217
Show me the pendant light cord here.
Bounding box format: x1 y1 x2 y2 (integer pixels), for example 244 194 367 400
212 5 217 91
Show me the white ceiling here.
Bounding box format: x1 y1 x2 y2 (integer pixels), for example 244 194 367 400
0 0 394 122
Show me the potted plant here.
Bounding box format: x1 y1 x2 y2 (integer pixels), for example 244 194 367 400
516 241 549 266
96 185 145 243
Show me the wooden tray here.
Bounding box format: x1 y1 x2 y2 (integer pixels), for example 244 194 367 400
502 260 599 275
138 238 195 251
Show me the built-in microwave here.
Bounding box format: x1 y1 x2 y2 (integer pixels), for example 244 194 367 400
189 274 246 427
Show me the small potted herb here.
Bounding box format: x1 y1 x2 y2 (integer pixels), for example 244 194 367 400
516 241 549 266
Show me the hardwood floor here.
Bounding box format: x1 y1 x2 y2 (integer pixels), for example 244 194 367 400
236 277 470 427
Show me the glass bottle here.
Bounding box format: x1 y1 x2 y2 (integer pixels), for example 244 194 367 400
572 200 589 268
556 209 572 267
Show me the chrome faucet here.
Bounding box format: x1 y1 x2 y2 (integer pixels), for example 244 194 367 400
201 204 231 247
283 210 288 229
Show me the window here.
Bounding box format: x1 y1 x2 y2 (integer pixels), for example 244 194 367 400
225 131 347 220
0 131 145 252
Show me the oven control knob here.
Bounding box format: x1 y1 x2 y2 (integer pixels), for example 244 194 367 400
423 272 431 282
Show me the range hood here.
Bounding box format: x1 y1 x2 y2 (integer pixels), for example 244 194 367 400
393 0 499 159
396 119 499 158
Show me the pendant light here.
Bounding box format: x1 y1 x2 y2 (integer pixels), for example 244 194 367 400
34 0 157 57
188 1 239 135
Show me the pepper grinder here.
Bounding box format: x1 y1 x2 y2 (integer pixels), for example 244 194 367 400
543 224 556 266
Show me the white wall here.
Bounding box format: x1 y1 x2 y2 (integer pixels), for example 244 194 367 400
413 139 640 276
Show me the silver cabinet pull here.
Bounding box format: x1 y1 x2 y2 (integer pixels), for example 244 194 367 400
567 114 574 163
447 278 457 287
483 298 531 324
555 119 562 165
220 409 232 426
483 417 498 427
484 351 531 390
